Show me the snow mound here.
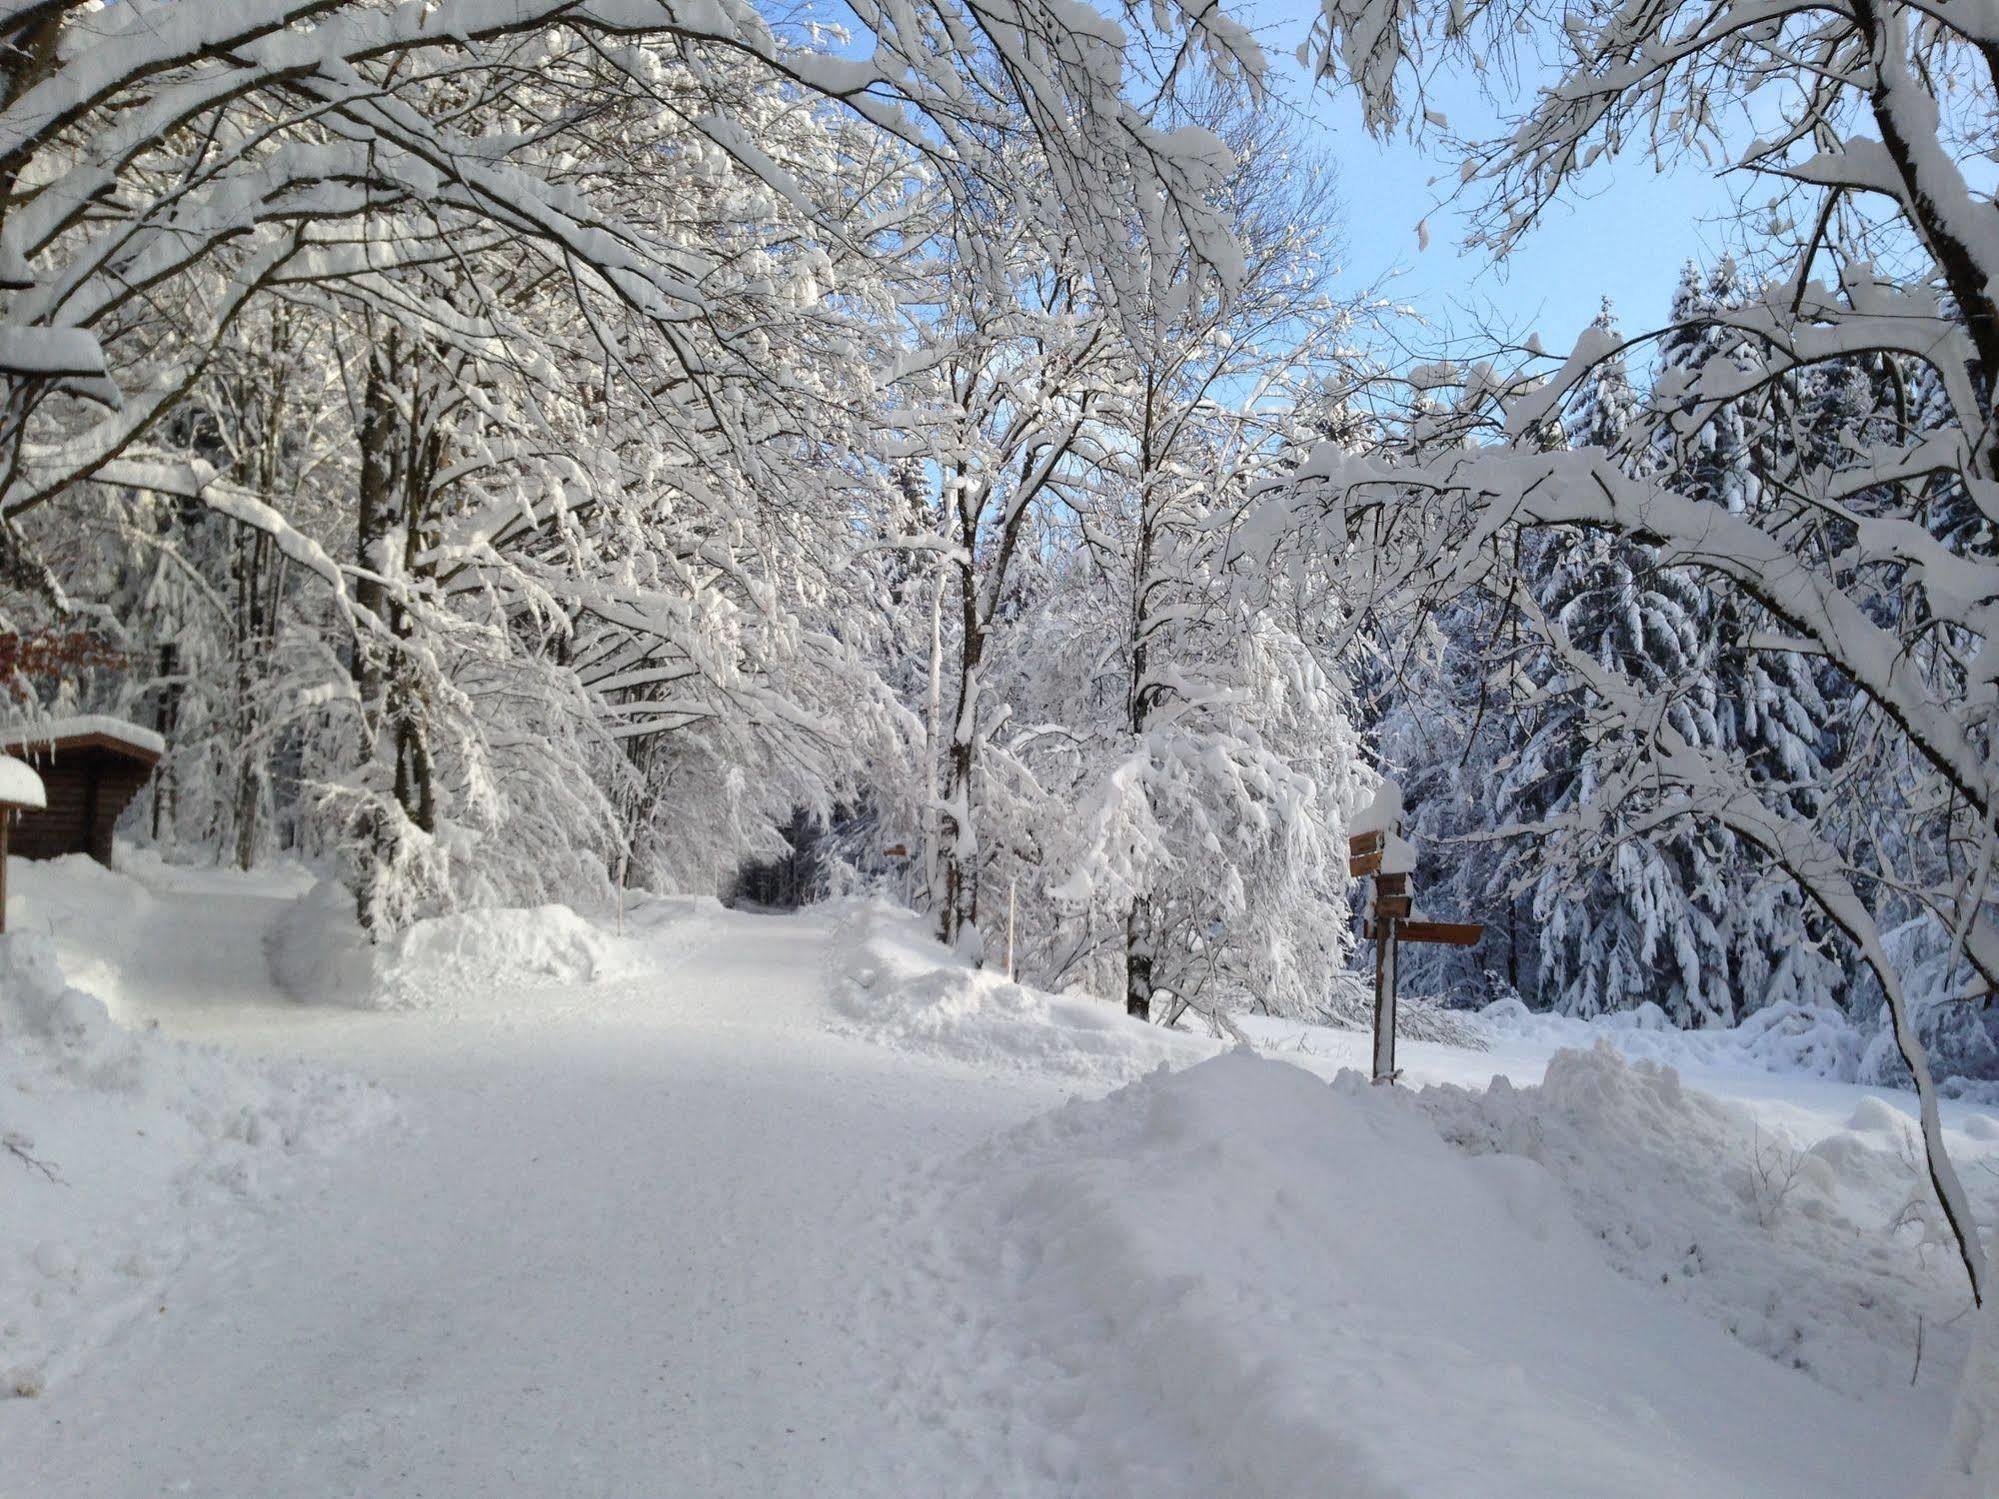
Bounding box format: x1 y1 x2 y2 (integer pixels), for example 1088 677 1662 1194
1479 995 1871 1082
0 932 384 1396
877 1050 1932 1497
269 886 686 1011
265 887 675 1015
1477 995 1999 1102
831 903 1212 1083
1935 1298 1999 1497
266 878 377 1005
1845 1094 1910 1135
6 853 158 1008
381 904 659 1006
619 890 728 949
1419 1042 1990 1403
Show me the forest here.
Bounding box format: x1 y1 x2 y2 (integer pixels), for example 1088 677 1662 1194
3 1 1999 1492
8 0 1989 1074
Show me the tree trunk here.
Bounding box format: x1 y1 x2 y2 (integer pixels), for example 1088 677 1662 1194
230 530 271 871
388 398 440 836
1125 898 1154 1020
1123 402 1165 1021
150 642 180 841
937 655 982 960
354 346 397 714
923 566 945 915
936 524 983 961
350 342 401 933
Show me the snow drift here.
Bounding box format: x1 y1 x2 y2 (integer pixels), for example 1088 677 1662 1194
1420 1042 1993 1402
883 1049 1944 1498
270 880 703 1011
831 902 1214 1083
1479 994 1999 1102
0 931 383 1398
381 903 658 1004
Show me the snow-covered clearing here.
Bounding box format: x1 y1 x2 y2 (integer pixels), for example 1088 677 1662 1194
5 859 1995 1495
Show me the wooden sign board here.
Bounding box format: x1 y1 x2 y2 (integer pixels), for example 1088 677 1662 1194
1349 849 1383 878
1373 894 1412 920
1348 829 1385 857
1395 920 1484 947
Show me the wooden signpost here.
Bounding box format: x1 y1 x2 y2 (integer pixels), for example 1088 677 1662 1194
1349 783 1484 1084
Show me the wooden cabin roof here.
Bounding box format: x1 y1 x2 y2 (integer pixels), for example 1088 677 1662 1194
0 714 165 766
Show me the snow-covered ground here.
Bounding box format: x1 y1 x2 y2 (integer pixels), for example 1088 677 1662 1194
0 856 386 1405
3 857 1995 1495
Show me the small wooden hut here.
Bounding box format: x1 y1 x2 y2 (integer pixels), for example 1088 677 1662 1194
0 716 164 866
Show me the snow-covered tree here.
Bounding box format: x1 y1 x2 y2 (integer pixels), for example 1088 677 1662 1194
0 0 1259 930
1300 0 1999 1344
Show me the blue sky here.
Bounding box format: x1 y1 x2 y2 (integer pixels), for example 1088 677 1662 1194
798 0 1741 351
1247 4 1742 351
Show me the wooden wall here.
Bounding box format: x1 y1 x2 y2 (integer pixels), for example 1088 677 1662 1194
9 744 155 864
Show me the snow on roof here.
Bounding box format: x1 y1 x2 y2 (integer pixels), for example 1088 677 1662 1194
0 755 44 809
0 714 166 759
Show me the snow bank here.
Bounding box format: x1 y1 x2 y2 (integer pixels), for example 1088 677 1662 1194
1934 1297 1999 1498
830 903 1477 1080
393 903 647 987
0 932 383 1397
1472 994 1999 1098
881 1049 1936 1498
379 900 691 1011
265 878 377 1005
1478 994 1867 1075
269 883 697 1010
831 903 1214 1084
1420 1042 1995 1402
5 852 179 1016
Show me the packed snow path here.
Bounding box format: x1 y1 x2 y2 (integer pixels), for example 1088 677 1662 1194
6 898 1068 1496
2 868 1970 1497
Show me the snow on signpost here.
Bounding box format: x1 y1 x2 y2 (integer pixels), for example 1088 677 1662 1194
1348 779 1483 1083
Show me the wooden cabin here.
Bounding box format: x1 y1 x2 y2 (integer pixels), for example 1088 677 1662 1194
0 716 163 866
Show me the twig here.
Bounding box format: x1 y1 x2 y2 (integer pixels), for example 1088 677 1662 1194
3 1134 64 1185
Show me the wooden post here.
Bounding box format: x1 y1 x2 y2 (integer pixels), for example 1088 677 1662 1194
1351 806 1482 1088
1371 873 1404 1083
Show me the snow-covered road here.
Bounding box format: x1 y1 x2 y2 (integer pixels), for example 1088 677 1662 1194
3 865 1983 1497
6 898 1066 1497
